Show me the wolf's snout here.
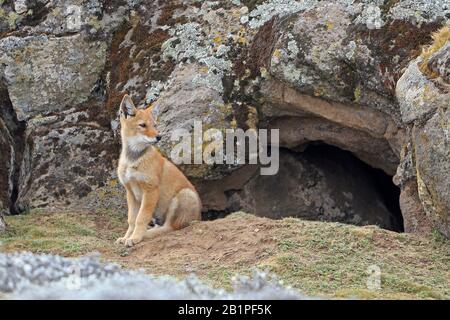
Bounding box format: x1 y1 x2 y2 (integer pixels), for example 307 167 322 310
156 135 162 142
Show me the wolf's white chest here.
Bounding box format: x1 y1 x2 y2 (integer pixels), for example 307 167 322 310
118 165 148 202
119 164 147 184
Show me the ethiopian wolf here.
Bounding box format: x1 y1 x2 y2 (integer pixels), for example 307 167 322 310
116 95 201 247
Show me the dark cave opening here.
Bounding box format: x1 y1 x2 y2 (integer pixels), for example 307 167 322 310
202 142 404 233
0 83 27 215
302 143 404 232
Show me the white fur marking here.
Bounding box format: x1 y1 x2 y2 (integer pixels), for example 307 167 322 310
127 135 157 153
125 168 148 182
119 165 148 185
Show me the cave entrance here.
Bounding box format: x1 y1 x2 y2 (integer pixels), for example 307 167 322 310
201 142 404 233
301 143 403 232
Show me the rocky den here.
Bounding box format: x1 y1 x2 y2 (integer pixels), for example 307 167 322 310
0 0 449 300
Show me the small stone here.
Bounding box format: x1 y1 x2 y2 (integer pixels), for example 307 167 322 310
240 15 249 24
239 6 249 15
14 0 28 15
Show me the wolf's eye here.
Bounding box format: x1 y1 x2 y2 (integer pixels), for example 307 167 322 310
139 123 146 128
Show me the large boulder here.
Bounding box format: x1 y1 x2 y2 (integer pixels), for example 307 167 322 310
0 1 122 212
241 0 448 234
261 0 447 116
15 103 120 211
0 34 107 121
261 80 403 175
250 0 446 175
413 109 450 237
395 26 450 237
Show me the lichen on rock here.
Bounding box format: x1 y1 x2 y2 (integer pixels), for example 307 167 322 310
0 34 107 121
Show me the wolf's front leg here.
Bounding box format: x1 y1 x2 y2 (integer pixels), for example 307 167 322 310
115 186 140 245
125 187 159 247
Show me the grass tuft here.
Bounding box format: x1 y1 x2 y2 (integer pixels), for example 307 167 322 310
419 25 450 78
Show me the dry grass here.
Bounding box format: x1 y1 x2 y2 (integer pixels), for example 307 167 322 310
1 210 449 299
419 25 450 78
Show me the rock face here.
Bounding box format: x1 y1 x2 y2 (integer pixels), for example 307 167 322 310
0 0 448 236
262 80 402 175
15 106 119 211
0 35 107 121
395 26 450 237
152 64 236 179
412 110 449 237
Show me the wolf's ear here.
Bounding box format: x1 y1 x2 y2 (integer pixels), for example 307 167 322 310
120 94 136 118
148 104 160 122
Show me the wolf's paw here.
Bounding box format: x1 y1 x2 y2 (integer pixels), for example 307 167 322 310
125 236 143 247
115 237 128 245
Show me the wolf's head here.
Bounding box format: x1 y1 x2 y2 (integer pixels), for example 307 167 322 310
119 94 161 152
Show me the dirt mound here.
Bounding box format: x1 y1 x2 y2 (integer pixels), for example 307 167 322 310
118 212 280 275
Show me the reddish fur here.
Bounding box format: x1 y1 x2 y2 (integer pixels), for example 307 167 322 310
116 95 201 247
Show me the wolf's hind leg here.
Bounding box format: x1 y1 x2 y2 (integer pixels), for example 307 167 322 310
142 188 201 240
169 188 201 230
143 224 174 239
143 197 177 239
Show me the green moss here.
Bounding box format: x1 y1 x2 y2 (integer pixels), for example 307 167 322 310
1 209 126 256
87 16 102 30
8 11 20 30
206 268 234 290
382 275 444 299
262 219 450 299
278 239 300 251
431 228 447 244
354 85 362 103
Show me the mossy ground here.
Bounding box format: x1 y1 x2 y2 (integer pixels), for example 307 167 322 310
1 210 448 300
0 209 125 257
